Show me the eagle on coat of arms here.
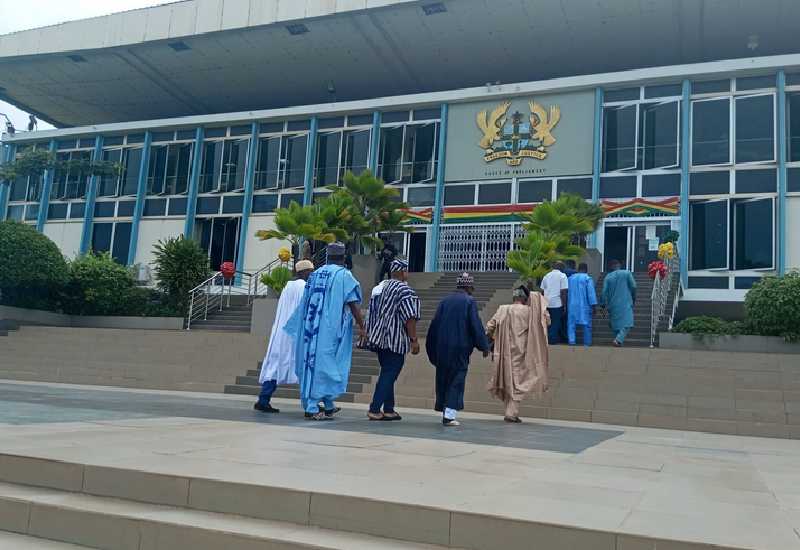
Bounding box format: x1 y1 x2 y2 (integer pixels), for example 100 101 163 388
476 99 561 166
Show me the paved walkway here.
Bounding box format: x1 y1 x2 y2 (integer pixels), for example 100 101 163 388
2 380 800 549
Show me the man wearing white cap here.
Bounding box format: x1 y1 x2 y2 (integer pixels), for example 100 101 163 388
286 242 365 420
254 260 315 413
426 273 490 426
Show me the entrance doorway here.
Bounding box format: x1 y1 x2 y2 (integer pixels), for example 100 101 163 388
196 217 241 271
603 223 671 272
408 232 427 272
604 226 630 271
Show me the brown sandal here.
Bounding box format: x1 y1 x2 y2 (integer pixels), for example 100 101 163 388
367 412 384 421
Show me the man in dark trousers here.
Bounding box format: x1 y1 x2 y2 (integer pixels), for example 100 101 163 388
426 272 490 427
376 237 398 284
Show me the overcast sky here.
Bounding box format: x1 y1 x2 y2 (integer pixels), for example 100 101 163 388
0 0 180 132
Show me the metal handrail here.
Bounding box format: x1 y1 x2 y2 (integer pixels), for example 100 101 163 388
649 254 679 348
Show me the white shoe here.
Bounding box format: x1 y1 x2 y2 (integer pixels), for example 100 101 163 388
443 418 460 427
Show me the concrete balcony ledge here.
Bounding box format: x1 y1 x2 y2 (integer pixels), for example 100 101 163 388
0 305 183 331
660 332 800 355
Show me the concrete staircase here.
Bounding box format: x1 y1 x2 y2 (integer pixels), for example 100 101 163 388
188 295 252 333
223 272 519 402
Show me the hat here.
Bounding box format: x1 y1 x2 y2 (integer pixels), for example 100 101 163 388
456 272 474 288
512 285 530 300
326 241 346 256
390 259 409 273
295 260 314 272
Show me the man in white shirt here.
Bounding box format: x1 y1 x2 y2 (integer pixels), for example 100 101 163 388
540 261 569 344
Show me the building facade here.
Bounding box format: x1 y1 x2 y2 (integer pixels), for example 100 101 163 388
1 0 799 307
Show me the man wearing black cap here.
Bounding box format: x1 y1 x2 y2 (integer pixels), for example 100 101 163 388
364 259 421 421
286 242 365 420
426 273 490 426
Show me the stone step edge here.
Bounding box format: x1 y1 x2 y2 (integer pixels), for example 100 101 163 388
0 454 745 550
0 482 449 550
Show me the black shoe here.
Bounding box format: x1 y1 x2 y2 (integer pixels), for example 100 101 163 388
324 407 342 418
306 412 329 421
254 403 280 413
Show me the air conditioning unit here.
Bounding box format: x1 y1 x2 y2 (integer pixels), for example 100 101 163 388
134 264 153 286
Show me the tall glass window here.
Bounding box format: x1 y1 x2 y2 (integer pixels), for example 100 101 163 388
147 143 192 196
98 149 123 197
199 139 248 193
284 135 307 188
733 198 773 269
378 123 438 184
254 137 282 190
314 132 342 187
602 105 637 171
735 94 774 163
692 98 731 166
640 101 679 169
120 148 143 196
379 126 404 183
91 222 132 264
341 130 370 179
690 199 728 270
788 93 800 162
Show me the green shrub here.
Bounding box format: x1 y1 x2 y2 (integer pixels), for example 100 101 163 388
744 272 800 341
261 266 293 295
673 316 740 336
0 221 68 309
152 236 210 314
61 253 143 316
660 230 680 244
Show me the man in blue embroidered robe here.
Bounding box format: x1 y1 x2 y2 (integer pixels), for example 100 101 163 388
286 242 365 420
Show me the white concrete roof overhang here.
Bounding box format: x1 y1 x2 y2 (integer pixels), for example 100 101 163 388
2 0 800 128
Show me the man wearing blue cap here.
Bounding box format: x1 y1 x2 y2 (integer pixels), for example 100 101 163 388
364 258 421 421
286 242 365 420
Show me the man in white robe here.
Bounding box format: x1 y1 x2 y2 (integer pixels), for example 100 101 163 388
254 260 314 413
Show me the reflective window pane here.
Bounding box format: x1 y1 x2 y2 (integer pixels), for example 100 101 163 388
111 222 132 264
315 132 341 187
285 135 307 189
341 130 370 178
379 126 404 183
735 95 774 163
91 222 113 255
602 105 637 171
690 200 728 270
789 93 800 162
407 186 435 207
734 198 773 269
692 98 730 166
641 101 679 169
10 176 28 202
255 137 281 190
65 150 91 199
147 145 168 195
98 149 122 196
410 123 437 183
121 148 142 196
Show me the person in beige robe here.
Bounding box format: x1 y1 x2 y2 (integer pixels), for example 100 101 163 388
486 286 550 423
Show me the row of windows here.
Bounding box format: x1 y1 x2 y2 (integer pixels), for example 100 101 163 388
690 197 774 271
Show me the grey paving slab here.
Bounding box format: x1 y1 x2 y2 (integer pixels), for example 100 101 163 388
0 383 620 454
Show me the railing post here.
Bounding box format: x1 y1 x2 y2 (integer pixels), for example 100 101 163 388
187 294 194 330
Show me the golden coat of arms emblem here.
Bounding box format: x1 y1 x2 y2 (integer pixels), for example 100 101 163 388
476 99 561 166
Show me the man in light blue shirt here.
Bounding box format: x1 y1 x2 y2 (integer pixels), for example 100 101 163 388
567 263 598 347
601 259 637 347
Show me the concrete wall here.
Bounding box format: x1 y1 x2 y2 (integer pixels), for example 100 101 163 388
250 297 278 338
0 306 183 330
0 326 264 393
42 221 82 259
134 218 184 268
788 196 800 271
242 215 286 274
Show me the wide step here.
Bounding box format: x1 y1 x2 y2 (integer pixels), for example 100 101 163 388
0 531 92 549
0 482 450 550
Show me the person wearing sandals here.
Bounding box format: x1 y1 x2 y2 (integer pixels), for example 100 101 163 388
286 242 365 421
486 286 550 423
426 273 490 427
364 259 421 421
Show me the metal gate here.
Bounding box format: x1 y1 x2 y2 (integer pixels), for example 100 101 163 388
438 223 524 272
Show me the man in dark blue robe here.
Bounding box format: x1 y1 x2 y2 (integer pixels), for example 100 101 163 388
426 273 490 426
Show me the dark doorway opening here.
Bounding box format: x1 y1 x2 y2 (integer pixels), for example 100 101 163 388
197 217 241 271
409 232 426 272
604 226 629 271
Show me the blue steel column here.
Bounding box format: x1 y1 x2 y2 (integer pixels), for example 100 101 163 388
235 122 259 284
80 136 105 255
35 139 57 232
777 70 788 275
428 103 448 271
679 80 692 288
127 131 152 265
369 111 381 175
303 117 319 206
0 144 13 221
589 87 603 249
183 127 205 238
